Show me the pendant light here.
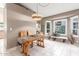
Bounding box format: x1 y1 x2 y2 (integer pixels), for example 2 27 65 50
32 3 42 21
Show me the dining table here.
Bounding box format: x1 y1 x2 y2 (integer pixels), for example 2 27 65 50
21 35 40 56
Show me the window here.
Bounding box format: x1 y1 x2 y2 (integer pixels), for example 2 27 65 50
47 22 50 33
45 21 52 35
70 16 79 36
53 19 67 35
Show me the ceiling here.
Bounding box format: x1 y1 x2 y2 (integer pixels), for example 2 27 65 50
21 3 79 17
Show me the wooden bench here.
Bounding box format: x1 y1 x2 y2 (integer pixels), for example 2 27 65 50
51 36 68 42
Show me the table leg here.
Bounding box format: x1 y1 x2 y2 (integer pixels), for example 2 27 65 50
48 36 51 40
53 38 56 41
30 42 33 48
63 39 66 42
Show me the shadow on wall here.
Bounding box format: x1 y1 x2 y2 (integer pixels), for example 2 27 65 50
7 19 36 49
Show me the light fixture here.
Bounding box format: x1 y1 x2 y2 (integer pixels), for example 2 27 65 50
32 3 42 21
32 13 42 21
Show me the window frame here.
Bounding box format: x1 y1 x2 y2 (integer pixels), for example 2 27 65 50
45 21 52 35
70 16 79 37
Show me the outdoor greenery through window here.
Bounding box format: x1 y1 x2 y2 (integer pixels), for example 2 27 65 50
53 19 67 35
55 21 65 34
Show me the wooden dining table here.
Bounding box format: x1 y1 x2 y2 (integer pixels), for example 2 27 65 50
21 34 45 56
21 35 39 56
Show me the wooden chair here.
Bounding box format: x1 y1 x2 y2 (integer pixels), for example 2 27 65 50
37 32 45 48
68 35 75 44
48 32 51 40
18 31 27 46
18 31 27 37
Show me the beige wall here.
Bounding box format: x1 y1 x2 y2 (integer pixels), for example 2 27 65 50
7 4 36 49
7 3 33 16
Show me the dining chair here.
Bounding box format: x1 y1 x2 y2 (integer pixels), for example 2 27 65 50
68 34 75 44
37 32 45 48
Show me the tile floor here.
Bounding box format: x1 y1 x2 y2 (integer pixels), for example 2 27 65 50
5 39 79 56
